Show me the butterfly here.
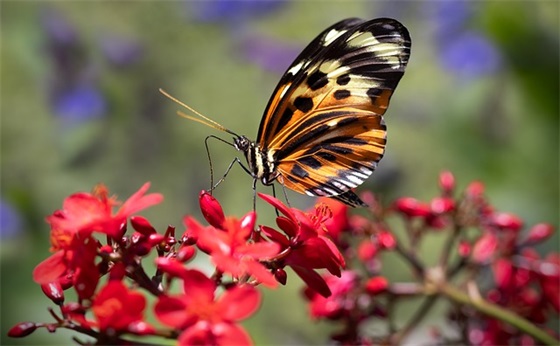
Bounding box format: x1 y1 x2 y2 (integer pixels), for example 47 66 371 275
162 17 411 207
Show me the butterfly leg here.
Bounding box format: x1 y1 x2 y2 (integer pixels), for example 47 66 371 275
269 184 280 217
210 157 252 191
204 135 247 193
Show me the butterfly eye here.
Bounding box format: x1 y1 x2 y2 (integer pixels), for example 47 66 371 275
234 136 251 152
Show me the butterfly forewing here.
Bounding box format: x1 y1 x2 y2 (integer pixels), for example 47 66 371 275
257 18 411 204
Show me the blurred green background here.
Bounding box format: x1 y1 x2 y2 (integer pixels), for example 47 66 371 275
1 1 558 345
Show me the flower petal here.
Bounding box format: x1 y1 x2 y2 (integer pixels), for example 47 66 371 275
218 285 261 321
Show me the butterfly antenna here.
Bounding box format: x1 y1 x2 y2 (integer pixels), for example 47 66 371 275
159 88 239 137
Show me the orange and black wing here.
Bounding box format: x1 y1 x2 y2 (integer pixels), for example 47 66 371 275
258 18 411 207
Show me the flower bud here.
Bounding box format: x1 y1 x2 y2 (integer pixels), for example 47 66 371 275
357 240 378 261
377 231 396 250
41 282 64 305
155 257 187 278
472 233 497 263
146 233 166 247
430 197 455 214
365 276 388 295
176 245 196 262
489 212 523 232
127 321 156 335
394 197 430 217
130 216 156 235
492 258 513 289
8 322 37 338
466 181 485 199
524 223 554 245
439 171 455 194
458 240 471 257
199 190 225 229
274 268 288 285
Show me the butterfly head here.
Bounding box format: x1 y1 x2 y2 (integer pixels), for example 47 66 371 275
233 135 251 152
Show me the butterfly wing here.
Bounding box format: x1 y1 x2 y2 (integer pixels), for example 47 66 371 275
258 18 411 206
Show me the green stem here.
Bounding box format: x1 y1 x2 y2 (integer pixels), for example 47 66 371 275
439 282 559 345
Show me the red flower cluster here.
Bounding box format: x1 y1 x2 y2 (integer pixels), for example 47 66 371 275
8 173 559 346
10 182 350 345
300 171 559 345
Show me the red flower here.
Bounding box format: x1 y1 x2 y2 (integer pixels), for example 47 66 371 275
155 269 260 346
46 182 163 242
33 235 99 299
33 183 162 298
258 193 346 297
187 192 280 287
92 280 150 334
315 197 349 241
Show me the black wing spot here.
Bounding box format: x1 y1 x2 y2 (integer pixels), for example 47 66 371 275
291 164 309 178
276 108 294 132
324 144 352 155
345 137 369 146
366 87 383 103
333 89 351 100
336 74 351 86
294 96 314 113
307 71 328 90
317 151 337 161
299 156 322 169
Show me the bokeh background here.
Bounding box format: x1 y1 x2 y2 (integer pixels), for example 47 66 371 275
1 1 558 345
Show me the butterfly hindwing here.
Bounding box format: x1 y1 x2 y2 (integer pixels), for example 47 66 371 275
257 18 411 204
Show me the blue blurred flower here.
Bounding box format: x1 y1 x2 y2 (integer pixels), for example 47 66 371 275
441 31 502 79
41 7 78 46
53 85 107 125
0 200 23 239
189 0 286 23
240 35 300 74
430 1 472 42
100 35 144 67
428 1 502 79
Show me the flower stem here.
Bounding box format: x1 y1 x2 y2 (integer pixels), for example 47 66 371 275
439 282 559 345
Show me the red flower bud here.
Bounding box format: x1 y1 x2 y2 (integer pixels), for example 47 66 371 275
458 240 471 257
357 240 378 261
155 257 187 278
493 258 513 289
130 216 156 236
99 245 113 255
41 282 64 305
199 190 225 229
176 245 196 262
394 197 430 217
377 231 396 250
8 322 37 338
146 233 166 247
274 268 288 285
466 181 485 199
489 212 523 232
62 302 85 314
127 321 156 335
472 233 498 263
365 276 388 295
524 223 554 245
439 171 455 194
56 274 73 290
430 197 455 214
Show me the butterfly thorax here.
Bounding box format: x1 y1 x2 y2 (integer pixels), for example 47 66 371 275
234 136 279 185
